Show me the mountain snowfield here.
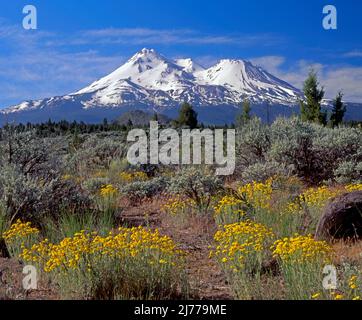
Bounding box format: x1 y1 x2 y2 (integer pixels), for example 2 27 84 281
72 48 302 107
1 48 360 124
1 48 301 114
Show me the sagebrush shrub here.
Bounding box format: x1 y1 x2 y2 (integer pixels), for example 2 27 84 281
168 167 223 212
120 177 169 203
0 130 89 223
236 117 362 184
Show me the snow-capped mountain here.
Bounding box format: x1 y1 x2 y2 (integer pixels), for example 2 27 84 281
76 48 302 107
1 48 302 118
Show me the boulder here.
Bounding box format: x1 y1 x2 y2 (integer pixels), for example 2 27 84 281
316 191 362 241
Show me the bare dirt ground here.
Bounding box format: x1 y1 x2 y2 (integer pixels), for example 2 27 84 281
0 258 57 300
120 199 234 300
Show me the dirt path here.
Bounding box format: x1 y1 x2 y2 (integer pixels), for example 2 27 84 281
183 245 234 300
121 202 234 300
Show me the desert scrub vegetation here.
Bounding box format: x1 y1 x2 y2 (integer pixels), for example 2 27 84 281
1 212 187 299
210 179 362 300
0 117 361 300
161 196 197 227
213 178 275 225
20 226 187 300
236 117 362 184
168 167 223 213
120 177 169 204
271 235 333 300
211 220 275 299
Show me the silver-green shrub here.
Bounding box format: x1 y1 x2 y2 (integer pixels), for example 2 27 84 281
168 167 223 211
236 117 362 184
0 129 88 223
120 177 169 204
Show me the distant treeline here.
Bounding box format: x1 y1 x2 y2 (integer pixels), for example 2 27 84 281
1 97 361 137
0 118 237 137
1 119 127 136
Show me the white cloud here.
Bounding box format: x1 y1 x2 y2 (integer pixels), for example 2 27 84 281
321 67 362 102
1 19 361 107
249 56 285 74
72 28 282 47
344 50 362 58
250 56 362 102
0 21 128 107
0 50 125 107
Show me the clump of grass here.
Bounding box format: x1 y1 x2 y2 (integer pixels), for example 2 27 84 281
43 207 115 243
97 184 119 215
161 196 198 228
0 205 10 239
213 195 248 225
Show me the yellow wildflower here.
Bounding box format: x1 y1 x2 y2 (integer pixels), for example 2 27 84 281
100 184 118 197
272 235 332 264
3 220 39 242
311 293 321 299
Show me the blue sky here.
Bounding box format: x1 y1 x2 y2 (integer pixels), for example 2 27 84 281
1 0 362 107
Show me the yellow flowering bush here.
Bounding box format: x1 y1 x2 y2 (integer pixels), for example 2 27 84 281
3 220 39 241
211 221 275 299
272 235 332 264
61 174 73 181
286 184 362 215
237 178 273 210
213 195 247 225
284 186 340 215
300 187 341 209
162 196 196 216
119 172 133 183
213 221 275 266
334 271 362 301
311 275 362 301
100 184 118 197
347 275 361 300
349 275 358 290
212 179 273 227
119 171 148 183
3 220 39 258
345 183 362 192
282 186 343 235
161 196 198 227
98 184 119 215
282 184 362 234
21 226 186 299
272 235 333 300
22 227 181 271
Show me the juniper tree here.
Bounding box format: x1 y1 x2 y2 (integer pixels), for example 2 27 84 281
127 119 133 128
151 112 159 122
300 70 326 124
176 102 198 129
329 92 346 128
235 99 252 127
